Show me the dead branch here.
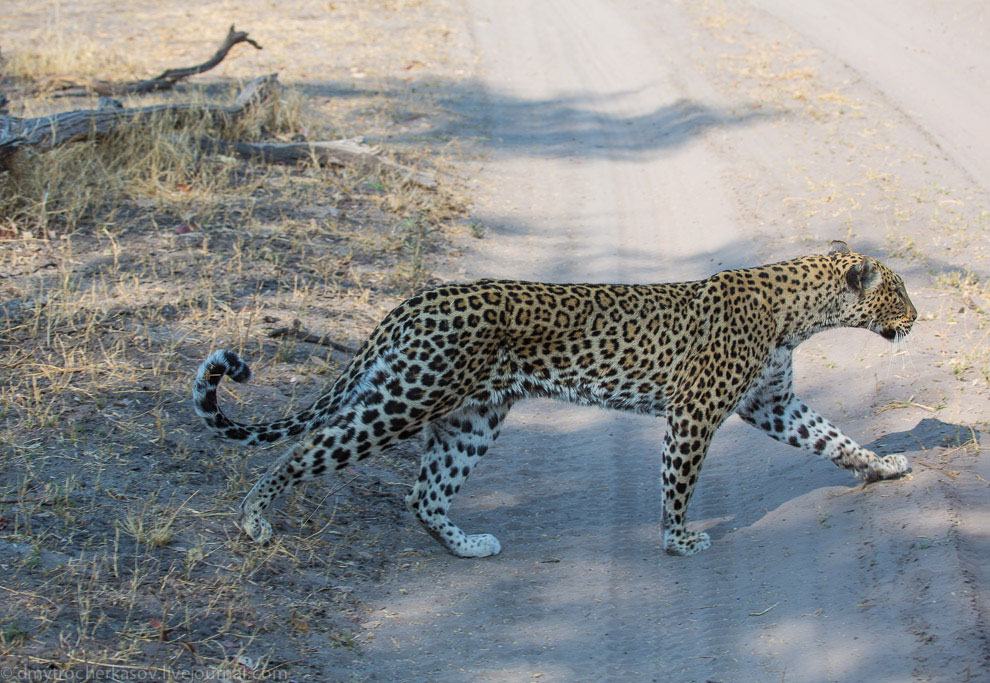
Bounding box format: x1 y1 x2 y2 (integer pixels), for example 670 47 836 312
196 136 438 188
0 74 279 167
269 320 359 355
41 25 262 97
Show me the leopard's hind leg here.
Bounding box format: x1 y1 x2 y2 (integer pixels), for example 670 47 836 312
237 355 439 544
405 401 511 557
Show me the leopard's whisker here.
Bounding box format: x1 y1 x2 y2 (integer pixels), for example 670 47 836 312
902 334 919 376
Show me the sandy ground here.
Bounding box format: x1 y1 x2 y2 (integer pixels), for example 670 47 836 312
328 0 989 681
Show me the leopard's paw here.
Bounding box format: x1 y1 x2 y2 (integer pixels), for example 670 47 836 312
453 533 501 558
861 453 911 482
663 529 711 556
880 453 911 477
238 511 273 545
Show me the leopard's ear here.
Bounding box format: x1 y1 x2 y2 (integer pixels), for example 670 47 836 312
845 256 880 295
828 240 851 255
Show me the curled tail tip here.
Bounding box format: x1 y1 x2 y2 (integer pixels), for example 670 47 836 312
194 350 251 431
204 349 252 383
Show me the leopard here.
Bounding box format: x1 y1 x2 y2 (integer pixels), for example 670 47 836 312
192 240 917 557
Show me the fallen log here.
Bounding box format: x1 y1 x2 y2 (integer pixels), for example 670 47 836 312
40 25 262 97
0 74 278 167
196 136 438 188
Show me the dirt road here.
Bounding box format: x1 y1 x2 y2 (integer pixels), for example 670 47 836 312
338 1 990 680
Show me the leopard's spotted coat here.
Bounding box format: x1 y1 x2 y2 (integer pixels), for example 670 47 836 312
193 241 917 557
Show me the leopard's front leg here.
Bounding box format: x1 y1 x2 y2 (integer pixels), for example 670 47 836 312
737 349 910 482
660 407 717 556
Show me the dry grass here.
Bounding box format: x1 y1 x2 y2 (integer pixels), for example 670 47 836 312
0 0 471 677
931 270 990 385
1 31 139 82
0 84 313 237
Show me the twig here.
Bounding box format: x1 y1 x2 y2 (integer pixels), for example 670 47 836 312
197 136 439 188
43 25 262 97
748 602 779 617
0 583 58 606
326 473 362 498
303 473 362 540
269 320 359 355
0 496 54 505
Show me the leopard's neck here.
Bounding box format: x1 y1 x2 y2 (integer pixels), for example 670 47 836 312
753 255 847 346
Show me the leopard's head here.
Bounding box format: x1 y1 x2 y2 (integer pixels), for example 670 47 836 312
829 241 917 341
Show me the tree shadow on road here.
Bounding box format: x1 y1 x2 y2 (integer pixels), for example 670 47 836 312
291 76 777 160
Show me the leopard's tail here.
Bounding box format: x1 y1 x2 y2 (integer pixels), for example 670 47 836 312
193 350 303 446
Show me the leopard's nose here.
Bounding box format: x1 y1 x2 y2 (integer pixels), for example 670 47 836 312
900 284 917 322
